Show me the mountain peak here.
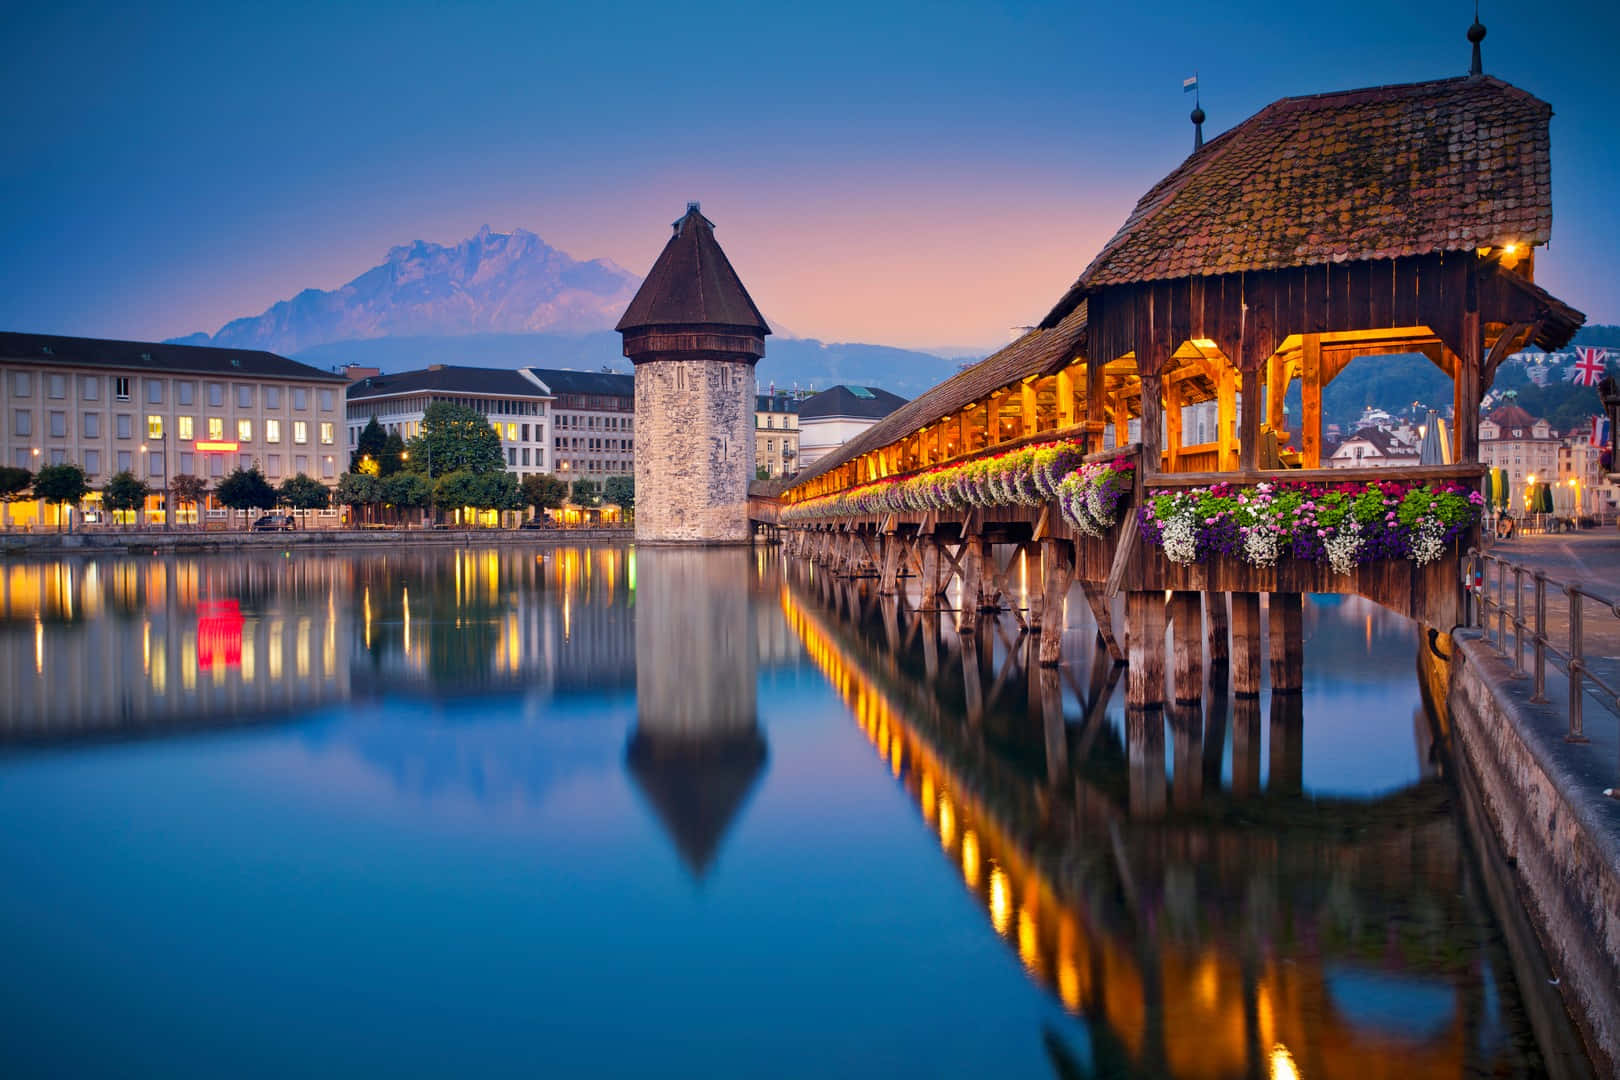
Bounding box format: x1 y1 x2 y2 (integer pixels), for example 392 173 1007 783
176 226 642 354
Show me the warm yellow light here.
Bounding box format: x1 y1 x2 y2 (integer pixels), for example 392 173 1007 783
988 866 1012 935
1502 242 1522 257
960 829 980 886
1269 1043 1300 1080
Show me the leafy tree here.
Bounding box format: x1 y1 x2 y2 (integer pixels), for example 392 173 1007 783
521 473 569 512
570 477 600 505
381 431 407 476
101 470 150 527
352 417 388 472
215 466 277 517
170 474 207 526
475 470 525 513
278 473 330 510
432 469 482 518
335 472 381 526
603 474 634 512
756 465 771 480
381 471 432 511
32 463 90 531
0 466 31 503
407 402 504 477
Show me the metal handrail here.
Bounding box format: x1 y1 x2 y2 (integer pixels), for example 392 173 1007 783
1468 547 1620 796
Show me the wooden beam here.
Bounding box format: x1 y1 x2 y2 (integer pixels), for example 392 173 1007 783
1268 592 1303 692
1169 591 1203 705
1230 592 1262 697
1080 581 1124 661
1300 333 1322 468
1056 365 1079 429
1126 590 1166 710
1165 379 1183 473
1020 379 1039 437
1217 366 1237 471
1140 371 1163 477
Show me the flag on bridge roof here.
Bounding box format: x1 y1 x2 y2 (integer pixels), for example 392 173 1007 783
1183 75 1198 93
1572 345 1609 386
1592 415 1612 448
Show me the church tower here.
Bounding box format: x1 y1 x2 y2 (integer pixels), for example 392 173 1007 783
617 203 769 544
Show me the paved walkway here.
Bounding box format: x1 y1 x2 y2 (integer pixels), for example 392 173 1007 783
1480 530 1620 725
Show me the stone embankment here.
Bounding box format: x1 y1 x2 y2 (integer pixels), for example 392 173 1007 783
2 527 632 557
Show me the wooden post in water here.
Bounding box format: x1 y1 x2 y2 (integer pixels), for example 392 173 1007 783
1230 592 1263 698
1169 702 1203 807
1268 592 1303 693
1231 697 1262 798
1169 591 1203 704
878 535 901 596
1038 538 1073 667
1126 707 1166 820
919 541 941 611
1268 692 1304 796
1039 666 1068 788
1204 590 1229 673
957 539 984 632
1126 590 1166 710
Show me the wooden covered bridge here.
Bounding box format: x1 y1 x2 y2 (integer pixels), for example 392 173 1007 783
761 70 1584 711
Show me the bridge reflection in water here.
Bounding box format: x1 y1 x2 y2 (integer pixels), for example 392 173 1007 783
782 563 1538 1080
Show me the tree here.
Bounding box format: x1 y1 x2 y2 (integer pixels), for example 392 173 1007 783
756 465 771 480
407 401 504 477
432 469 482 522
335 472 381 527
570 477 600 505
278 473 330 511
170 474 207 527
0 466 31 503
521 473 569 514
381 471 433 523
215 466 277 522
32 463 90 531
101 470 150 528
603 474 634 513
381 431 406 476
352 417 388 473
475 470 525 513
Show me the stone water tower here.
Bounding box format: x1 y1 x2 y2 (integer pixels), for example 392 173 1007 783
617 203 770 543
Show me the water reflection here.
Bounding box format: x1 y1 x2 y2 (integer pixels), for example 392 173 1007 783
784 565 1545 1079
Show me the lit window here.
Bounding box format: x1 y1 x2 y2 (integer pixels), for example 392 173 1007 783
319 422 334 445
237 419 253 442
265 419 281 443
293 421 308 444
505 423 517 441
147 415 163 439
207 417 224 440
178 416 193 440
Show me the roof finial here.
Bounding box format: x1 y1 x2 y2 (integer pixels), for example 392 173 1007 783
1468 2 1486 76
1184 72 1204 150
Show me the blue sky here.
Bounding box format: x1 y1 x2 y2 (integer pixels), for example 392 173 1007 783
2 0 1615 349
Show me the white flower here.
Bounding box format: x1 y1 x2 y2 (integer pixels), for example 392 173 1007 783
1242 526 1280 567
1161 511 1199 565
1324 520 1362 576
1410 520 1445 566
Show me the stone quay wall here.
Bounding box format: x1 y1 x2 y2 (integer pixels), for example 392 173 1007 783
1448 630 1620 1076
634 358 756 544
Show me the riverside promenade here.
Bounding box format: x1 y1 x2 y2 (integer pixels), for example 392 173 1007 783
1447 530 1620 1075
1 526 632 557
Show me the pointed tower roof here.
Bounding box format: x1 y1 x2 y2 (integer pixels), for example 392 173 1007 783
625 729 767 878
616 203 771 334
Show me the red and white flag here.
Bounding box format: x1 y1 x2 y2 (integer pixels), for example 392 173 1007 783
1572 346 1609 387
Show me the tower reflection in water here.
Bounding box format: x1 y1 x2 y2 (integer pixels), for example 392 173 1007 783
783 563 1542 1080
625 547 766 877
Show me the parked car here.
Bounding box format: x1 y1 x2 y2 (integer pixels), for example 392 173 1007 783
251 514 296 532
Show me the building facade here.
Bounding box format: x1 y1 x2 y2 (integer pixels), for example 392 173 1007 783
796 384 908 470
1326 427 1420 468
345 365 554 476
1478 403 1558 492
531 369 634 480
618 203 769 543
755 391 800 478
1 332 348 527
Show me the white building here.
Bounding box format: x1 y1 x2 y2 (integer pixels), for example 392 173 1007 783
1326 427 1421 468
1478 403 1558 492
345 366 554 477
796 385 908 470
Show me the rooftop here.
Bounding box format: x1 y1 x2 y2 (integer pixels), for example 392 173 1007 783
798 384 909 422
345 365 548 400
526 368 634 398
616 204 771 335
0 331 348 383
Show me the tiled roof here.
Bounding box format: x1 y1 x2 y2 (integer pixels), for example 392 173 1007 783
526 368 634 398
0 331 349 383
788 302 1088 490
346 365 546 400
616 204 771 334
797 385 909 421
756 393 800 413
1070 76 1552 291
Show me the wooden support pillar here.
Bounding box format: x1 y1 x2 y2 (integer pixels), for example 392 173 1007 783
960 629 985 722
1020 379 1038 436
1268 692 1304 796
878 535 901 596
1056 366 1079 430
1040 666 1069 788
1084 361 1108 454
1126 707 1166 820
1126 590 1166 710
1230 592 1262 697
1140 372 1163 476
1300 334 1322 468
1268 592 1303 693
1168 703 1203 807
1038 539 1073 667
1238 367 1261 472
957 540 984 632
1112 394 1130 449
919 540 941 611
1204 590 1229 672
1216 366 1237 471
1202 688 1228 791
1080 581 1124 662
1266 352 1287 434
1231 696 1262 797
1169 590 1202 704
921 611 940 681
1165 380 1183 473
1454 309 1482 464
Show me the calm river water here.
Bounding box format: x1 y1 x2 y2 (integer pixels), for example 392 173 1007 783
0 546 1553 1077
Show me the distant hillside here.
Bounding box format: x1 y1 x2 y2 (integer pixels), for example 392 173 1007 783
290 332 960 400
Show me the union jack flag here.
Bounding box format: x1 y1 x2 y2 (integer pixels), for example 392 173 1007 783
1572 346 1609 387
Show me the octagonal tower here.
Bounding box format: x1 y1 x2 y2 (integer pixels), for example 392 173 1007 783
617 203 770 544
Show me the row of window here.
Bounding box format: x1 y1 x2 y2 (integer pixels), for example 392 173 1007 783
8 410 334 446
7 446 337 479
7 370 337 411
556 413 631 431
555 458 631 474
554 437 631 452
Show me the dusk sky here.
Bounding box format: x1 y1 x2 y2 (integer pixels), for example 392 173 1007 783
4 0 1617 351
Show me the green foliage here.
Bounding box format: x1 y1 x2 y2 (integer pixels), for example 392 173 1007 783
381 471 433 509
0 465 32 502
570 477 600 505
406 402 504 477
435 469 523 511
602 474 634 511
756 465 771 480
432 469 481 510
214 466 277 511
380 431 406 475
334 471 381 508
278 473 330 510
101 470 149 514
32 463 90 510
477 471 525 512
520 472 568 511
169 474 207 508
352 417 388 472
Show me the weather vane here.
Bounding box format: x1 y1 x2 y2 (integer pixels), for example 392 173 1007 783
1184 72 1205 150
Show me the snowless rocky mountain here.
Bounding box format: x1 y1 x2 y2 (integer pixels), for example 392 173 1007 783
173 226 641 354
